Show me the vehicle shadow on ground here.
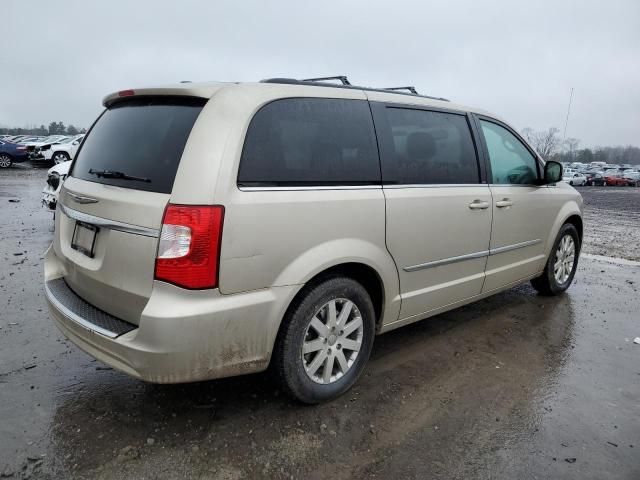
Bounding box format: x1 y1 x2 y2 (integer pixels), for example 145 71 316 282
48 283 575 477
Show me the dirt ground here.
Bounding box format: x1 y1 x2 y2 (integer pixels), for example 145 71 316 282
579 187 640 262
1 168 639 479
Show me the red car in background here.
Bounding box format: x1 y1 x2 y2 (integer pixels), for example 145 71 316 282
603 171 628 186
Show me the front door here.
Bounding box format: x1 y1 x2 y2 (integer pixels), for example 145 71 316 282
370 101 492 321
475 117 557 292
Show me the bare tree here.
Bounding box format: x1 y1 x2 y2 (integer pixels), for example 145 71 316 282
522 127 562 160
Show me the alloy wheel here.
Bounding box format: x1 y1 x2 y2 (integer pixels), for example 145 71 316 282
53 153 68 165
554 234 575 285
0 155 11 168
302 298 364 385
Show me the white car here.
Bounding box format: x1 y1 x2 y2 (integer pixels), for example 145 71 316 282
42 160 71 211
23 135 69 160
42 134 85 164
563 172 586 186
22 135 67 148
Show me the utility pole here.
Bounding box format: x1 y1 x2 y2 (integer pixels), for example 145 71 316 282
563 87 574 142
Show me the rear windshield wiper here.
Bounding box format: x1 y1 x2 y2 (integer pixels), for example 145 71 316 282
88 169 151 183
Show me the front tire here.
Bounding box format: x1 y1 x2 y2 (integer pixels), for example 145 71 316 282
0 154 12 168
274 276 375 404
531 223 580 296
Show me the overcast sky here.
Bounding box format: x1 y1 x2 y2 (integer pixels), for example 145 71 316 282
3 0 639 147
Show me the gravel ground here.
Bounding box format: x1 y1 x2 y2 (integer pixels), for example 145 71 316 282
579 186 640 261
0 168 639 480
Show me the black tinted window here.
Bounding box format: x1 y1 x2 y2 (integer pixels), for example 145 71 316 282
238 98 379 186
71 97 205 194
380 107 479 184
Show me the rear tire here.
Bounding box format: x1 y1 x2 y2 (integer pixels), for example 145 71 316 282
274 276 375 404
0 154 12 168
531 223 580 296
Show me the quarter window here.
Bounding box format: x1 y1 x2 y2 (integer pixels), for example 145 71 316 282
479 120 538 185
238 98 379 186
380 107 479 184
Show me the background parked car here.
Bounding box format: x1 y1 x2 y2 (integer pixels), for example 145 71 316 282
563 171 586 186
24 135 69 160
603 171 628 186
17 136 44 145
585 171 606 186
41 160 71 210
0 140 29 168
42 134 85 164
623 170 640 186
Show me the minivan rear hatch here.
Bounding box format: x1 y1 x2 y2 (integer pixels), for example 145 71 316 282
54 96 206 325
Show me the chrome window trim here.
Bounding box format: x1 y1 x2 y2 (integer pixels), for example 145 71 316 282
58 203 159 238
384 183 487 189
238 184 492 191
487 183 540 188
238 185 382 192
403 239 542 272
45 281 119 338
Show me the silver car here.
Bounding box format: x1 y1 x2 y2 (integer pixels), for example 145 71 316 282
44 78 583 403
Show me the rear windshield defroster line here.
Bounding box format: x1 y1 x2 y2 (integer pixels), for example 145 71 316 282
71 96 206 194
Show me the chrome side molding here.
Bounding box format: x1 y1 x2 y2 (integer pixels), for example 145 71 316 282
489 238 541 255
404 239 542 272
404 250 490 272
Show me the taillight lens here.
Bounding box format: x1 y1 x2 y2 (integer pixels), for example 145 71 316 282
154 204 225 289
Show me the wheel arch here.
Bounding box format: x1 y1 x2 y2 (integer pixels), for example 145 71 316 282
564 214 583 243
545 203 584 256
280 260 393 336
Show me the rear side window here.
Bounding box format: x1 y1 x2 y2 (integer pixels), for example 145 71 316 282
238 98 380 186
379 107 479 185
71 97 206 194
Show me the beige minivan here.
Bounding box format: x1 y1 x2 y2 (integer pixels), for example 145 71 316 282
44 77 583 403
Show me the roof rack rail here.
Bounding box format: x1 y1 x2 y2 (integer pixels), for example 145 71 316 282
384 86 418 95
301 76 351 86
259 77 449 102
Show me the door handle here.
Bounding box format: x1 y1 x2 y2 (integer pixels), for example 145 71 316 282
496 199 514 208
468 200 490 210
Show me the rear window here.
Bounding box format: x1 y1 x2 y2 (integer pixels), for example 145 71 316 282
238 98 380 186
71 97 206 194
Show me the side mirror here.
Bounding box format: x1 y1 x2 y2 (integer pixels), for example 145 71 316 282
543 161 563 184
72 141 79 145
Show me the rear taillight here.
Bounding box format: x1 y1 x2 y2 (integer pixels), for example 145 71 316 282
154 204 225 289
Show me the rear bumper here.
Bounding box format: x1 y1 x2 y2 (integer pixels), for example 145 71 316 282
44 246 298 383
